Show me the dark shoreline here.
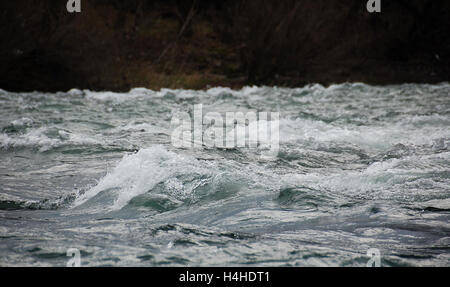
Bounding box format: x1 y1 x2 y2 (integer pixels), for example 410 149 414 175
1 0 449 92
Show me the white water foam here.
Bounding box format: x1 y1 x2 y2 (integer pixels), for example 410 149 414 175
0 127 101 152
277 117 450 151
84 88 154 103
72 146 212 211
282 151 450 202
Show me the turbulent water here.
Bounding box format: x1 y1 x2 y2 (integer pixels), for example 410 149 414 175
0 83 449 266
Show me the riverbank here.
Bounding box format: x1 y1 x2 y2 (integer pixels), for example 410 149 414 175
1 0 449 92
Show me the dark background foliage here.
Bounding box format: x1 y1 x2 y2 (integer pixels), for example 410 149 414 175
0 0 448 91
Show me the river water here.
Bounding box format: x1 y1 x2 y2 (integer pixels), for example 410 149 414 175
0 83 449 266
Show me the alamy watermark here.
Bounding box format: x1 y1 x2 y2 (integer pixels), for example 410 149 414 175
66 248 81 267
63 246 380 266
367 248 381 267
67 0 380 14
367 0 381 13
170 104 279 160
67 0 81 13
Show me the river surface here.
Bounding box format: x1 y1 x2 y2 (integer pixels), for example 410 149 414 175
0 83 449 266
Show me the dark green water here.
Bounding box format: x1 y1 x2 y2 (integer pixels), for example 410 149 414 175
0 83 449 266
